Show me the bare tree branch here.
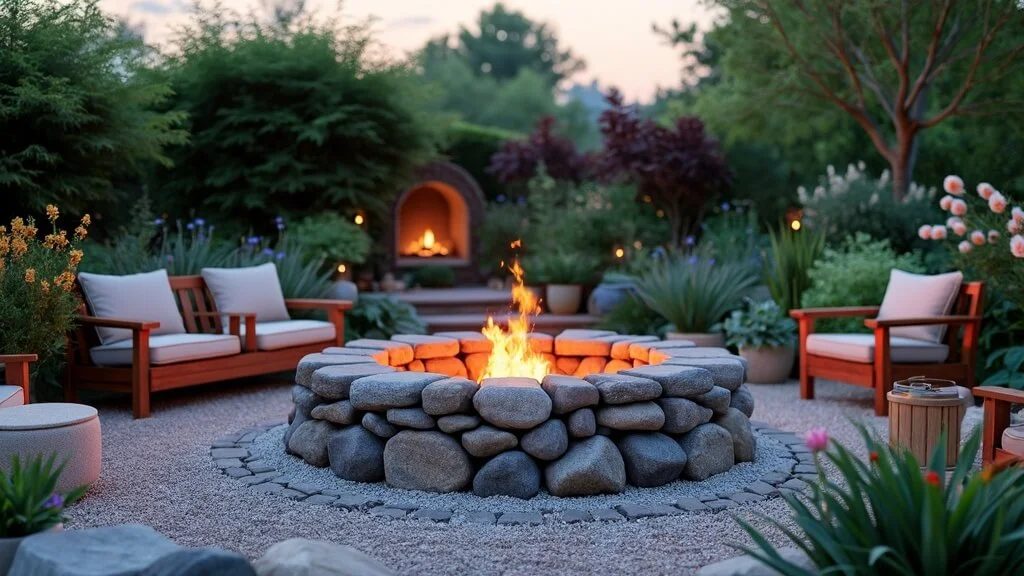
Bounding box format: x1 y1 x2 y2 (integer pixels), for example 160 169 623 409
905 0 953 110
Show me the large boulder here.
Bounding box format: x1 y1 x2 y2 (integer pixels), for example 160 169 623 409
310 364 395 400
473 378 552 430
583 373 662 404
567 408 596 438
544 436 626 496
540 375 599 415
421 378 478 415
622 365 714 398
349 372 445 411
142 548 255 576
287 419 335 467
693 386 731 416
327 425 385 482
658 398 713 434
715 408 756 463
253 538 395 576
696 547 813 576
679 423 734 480
9 524 181 576
520 419 569 461
616 432 688 487
462 425 518 458
596 402 665 431
472 451 541 499
383 431 472 492
729 385 755 418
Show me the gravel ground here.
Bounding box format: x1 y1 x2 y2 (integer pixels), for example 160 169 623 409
62 377 978 575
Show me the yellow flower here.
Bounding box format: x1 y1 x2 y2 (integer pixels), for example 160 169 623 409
40 280 50 293
69 249 84 267
43 231 69 250
55 270 76 291
0 225 6 234
10 237 27 258
24 268 36 283
74 226 88 241
81 214 91 226
46 205 59 223
0 236 8 257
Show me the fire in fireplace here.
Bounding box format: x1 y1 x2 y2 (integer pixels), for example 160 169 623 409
404 228 451 258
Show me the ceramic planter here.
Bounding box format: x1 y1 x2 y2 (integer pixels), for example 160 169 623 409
665 332 726 348
740 346 795 384
546 284 583 315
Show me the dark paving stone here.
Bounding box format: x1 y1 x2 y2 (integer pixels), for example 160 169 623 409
616 503 683 519
279 488 307 500
675 498 709 512
223 467 251 478
780 478 810 491
497 512 544 526
411 509 452 523
728 492 765 504
704 499 737 511
210 448 249 459
214 458 244 469
590 508 625 521
304 495 337 506
558 510 591 523
745 481 778 496
371 507 408 519
250 483 284 494
465 511 497 525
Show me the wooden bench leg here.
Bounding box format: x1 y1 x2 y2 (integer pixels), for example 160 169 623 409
874 327 892 417
132 329 151 418
6 359 31 404
982 397 1009 465
798 319 814 400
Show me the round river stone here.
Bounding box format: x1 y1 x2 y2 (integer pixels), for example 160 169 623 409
383 431 472 493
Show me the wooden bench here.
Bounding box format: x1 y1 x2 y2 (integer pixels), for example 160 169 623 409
66 275 352 418
974 386 1024 467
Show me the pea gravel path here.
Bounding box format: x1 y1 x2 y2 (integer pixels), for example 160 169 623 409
62 377 968 575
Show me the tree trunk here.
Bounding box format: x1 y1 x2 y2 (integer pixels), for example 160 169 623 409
890 129 917 203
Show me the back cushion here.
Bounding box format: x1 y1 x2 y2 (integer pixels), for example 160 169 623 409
78 269 187 344
876 269 964 343
201 263 290 323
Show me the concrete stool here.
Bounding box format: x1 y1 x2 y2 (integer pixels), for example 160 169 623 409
0 404 101 491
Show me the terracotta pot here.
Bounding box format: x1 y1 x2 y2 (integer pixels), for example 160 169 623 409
546 284 583 315
0 523 61 573
740 346 795 384
665 332 725 348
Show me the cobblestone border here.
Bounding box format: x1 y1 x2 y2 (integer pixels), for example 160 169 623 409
210 420 813 526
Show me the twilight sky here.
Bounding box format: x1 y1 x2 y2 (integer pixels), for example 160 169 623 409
100 0 716 102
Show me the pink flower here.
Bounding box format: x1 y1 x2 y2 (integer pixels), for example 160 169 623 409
804 428 829 452
918 225 933 240
1009 219 1022 235
950 199 968 216
944 175 965 196
946 216 962 228
958 241 972 254
988 230 1000 244
951 221 967 237
939 195 954 211
1013 207 1024 223
1012 235 1024 258
989 192 1008 214
971 230 986 246
930 225 947 240
977 182 996 200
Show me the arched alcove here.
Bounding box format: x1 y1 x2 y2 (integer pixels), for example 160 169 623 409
395 182 470 266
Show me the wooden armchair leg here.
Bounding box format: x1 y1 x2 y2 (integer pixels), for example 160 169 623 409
982 396 1010 465
797 318 814 400
6 360 31 404
132 329 152 419
873 327 892 417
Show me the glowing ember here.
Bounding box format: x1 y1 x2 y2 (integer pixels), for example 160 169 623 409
405 228 450 257
479 257 551 382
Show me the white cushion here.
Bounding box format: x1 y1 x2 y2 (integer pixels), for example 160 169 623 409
0 385 24 408
234 320 336 351
90 334 240 366
807 334 949 364
1003 425 1024 458
78 269 187 344
876 269 963 343
201 263 290 323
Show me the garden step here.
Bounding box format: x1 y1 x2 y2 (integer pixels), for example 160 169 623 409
424 313 601 336
394 288 519 315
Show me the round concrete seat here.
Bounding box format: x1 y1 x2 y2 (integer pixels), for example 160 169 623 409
0 403 101 492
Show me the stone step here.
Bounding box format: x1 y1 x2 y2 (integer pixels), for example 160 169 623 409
423 312 601 336
393 287 523 315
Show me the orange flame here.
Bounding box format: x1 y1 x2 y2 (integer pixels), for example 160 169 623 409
479 256 551 382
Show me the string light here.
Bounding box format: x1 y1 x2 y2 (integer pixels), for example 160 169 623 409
790 220 802 231
354 214 365 225
337 263 347 273
614 247 625 259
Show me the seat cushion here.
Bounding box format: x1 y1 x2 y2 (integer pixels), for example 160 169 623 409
78 269 187 344
201 263 290 323
0 385 24 408
90 334 241 366
1003 425 1024 458
807 334 949 364
876 269 963 343
236 320 336 351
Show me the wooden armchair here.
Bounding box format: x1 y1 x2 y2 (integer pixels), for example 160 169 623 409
790 282 984 416
0 354 37 406
974 386 1024 466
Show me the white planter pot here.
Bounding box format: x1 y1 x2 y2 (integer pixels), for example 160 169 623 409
546 284 583 315
740 346 795 384
665 332 725 348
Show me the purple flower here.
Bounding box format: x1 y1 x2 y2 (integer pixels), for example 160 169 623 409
685 236 696 246
804 428 829 452
687 255 699 265
276 223 285 231
153 218 164 226
261 247 274 256
275 252 286 261
516 196 527 206
247 236 261 245
708 258 716 266
165 254 174 263
496 194 507 203
720 202 730 211
44 493 63 509
186 222 195 231
275 216 285 224
194 218 206 226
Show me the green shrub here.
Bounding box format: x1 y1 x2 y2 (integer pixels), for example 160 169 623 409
528 251 601 285
764 224 826 314
345 294 427 340
802 233 925 333
736 426 1024 575
1 453 87 537
410 265 456 288
696 205 766 267
723 299 796 349
292 214 372 266
595 292 667 336
478 203 529 276
443 121 519 201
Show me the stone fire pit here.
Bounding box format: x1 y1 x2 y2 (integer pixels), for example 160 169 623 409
285 329 755 499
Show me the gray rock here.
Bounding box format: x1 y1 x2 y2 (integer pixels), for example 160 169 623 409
497 511 544 526
559 509 591 523
544 435 626 497
361 412 397 439
473 379 552 430
349 372 446 411
616 503 684 519
287 419 335 467
520 419 569 461
694 386 731 415
696 547 813 576
664 358 745 391
590 508 625 521
616 433 687 487
540 375 600 415
715 408 756 463
296 353 377 388
310 400 356 425
386 407 435 429
675 498 710 512
310 364 395 400
461 425 518 458
730 385 755 418
568 408 596 438
622 365 714 398
421 378 478 415
472 451 541 499
437 414 481 433
10 524 180 576
383 431 472 492
465 511 497 525
658 397 713 434
327 425 385 482
253 538 395 576
679 423 735 480
142 548 255 576
596 402 665 431
583 373 662 404
292 385 325 417
410 509 452 522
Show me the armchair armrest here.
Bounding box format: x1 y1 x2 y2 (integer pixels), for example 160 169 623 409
285 299 354 311
974 386 1024 465
76 315 161 331
973 386 1024 404
183 311 258 351
0 354 37 405
789 306 880 319
864 315 982 329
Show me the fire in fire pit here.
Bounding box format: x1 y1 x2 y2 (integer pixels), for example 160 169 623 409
479 257 551 382
404 228 451 258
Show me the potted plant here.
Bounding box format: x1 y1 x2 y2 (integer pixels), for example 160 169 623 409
0 454 87 572
530 251 600 315
723 299 796 383
634 254 758 347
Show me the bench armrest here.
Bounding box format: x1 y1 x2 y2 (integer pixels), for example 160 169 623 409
285 299 354 311
0 354 36 404
76 315 161 330
865 315 982 329
973 386 1024 404
789 306 880 320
